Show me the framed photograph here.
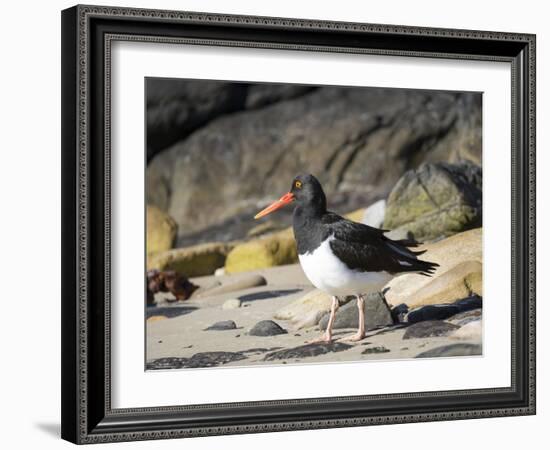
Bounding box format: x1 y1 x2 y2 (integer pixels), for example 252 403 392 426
61 4 536 444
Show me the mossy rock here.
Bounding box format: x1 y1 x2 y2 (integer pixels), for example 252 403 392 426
146 205 178 254
383 162 481 241
225 229 297 274
147 242 234 277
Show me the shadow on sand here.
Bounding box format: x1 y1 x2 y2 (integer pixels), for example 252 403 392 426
238 289 302 302
146 305 198 319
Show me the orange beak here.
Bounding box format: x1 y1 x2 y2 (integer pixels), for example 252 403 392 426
254 192 295 219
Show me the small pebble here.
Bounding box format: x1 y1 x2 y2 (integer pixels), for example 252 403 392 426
204 320 237 331
222 298 242 310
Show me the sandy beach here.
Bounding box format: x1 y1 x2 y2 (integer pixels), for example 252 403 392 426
146 263 482 370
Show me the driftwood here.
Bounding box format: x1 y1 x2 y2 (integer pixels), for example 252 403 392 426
147 269 198 305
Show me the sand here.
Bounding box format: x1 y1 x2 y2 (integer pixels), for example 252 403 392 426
146 264 482 370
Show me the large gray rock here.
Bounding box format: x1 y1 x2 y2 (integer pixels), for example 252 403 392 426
147 87 481 236
383 161 482 241
146 79 248 161
318 292 393 331
245 84 316 109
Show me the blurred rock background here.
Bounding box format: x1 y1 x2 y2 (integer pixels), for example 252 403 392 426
146 78 482 276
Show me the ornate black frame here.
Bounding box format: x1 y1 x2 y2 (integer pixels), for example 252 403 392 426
61 4 536 444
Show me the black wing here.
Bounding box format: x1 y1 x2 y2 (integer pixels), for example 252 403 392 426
322 212 439 276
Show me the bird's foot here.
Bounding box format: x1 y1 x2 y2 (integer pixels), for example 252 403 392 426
306 334 332 344
341 332 366 342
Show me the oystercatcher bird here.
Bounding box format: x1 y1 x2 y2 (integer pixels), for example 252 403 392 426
254 174 438 343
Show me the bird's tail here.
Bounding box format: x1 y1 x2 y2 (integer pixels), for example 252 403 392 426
387 237 440 276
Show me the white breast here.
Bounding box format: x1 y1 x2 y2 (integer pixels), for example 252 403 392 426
298 235 393 296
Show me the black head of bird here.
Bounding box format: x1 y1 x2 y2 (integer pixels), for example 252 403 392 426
254 174 327 219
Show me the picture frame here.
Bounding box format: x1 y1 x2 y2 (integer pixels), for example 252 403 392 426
61 4 536 444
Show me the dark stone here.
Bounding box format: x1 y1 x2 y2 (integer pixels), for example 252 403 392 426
415 343 482 358
319 292 393 331
403 320 459 339
263 342 353 361
249 320 287 336
146 351 247 369
204 320 237 331
391 303 409 323
406 295 482 324
407 305 461 323
147 87 481 237
362 346 391 354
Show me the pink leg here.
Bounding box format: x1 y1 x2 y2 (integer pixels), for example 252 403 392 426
342 295 366 342
308 296 339 343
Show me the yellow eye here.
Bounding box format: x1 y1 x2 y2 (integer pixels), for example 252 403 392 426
295 181 302 188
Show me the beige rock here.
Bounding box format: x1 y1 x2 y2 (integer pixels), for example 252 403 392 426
273 289 332 328
190 280 222 298
194 274 267 298
384 228 482 307
451 320 482 341
147 242 234 277
146 205 178 255
405 261 482 308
